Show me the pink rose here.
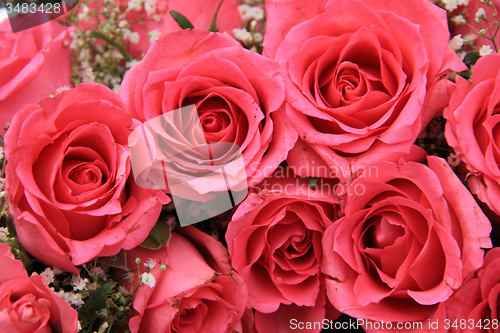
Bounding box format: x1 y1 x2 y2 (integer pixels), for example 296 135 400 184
322 156 492 324
265 0 466 179
120 29 297 200
254 286 341 333
225 173 340 313
5 82 169 274
0 20 72 135
0 244 78 332
445 248 500 333
444 53 500 217
123 226 248 333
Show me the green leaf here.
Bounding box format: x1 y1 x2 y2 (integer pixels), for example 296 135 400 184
140 219 171 249
464 51 480 65
308 177 319 189
6 216 16 237
78 281 115 327
170 11 195 30
84 32 133 62
209 0 224 32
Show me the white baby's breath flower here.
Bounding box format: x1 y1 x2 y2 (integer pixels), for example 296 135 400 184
118 20 129 29
450 34 464 50
111 49 124 60
144 0 156 14
452 14 465 25
249 7 264 21
126 59 141 69
0 227 8 241
72 275 89 291
123 29 140 44
148 29 162 43
141 272 156 288
127 0 142 11
90 267 108 281
253 32 263 44
55 86 71 95
88 282 98 290
99 322 109 333
441 0 459 11
238 4 252 17
57 290 72 304
51 267 63 275
144 258 157 270
233 28 253 43
129 32 140 44
476 8 487 19
41 268 55 285
118 285 130 296
122 272 135 282
80 67 96 83
97 309 109 320
447 153 461 167
112 84 121 94
479 44 493 56
67 292 84 307
153 14 162 22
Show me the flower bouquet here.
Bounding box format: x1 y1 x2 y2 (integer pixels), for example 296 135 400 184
1 0 500 332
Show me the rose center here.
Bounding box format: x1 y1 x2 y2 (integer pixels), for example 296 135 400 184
365 216 405 249
68 164 103 186
337 67 360 93
200 113 228 133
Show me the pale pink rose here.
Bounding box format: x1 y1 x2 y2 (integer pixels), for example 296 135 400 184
226 173 340 313
5 83 169 273
322 156 492 324
0 244 79 333
123 226 248 333
264 0 466 180
444 53 500 218
445 248 500 333
0 20 72 136
120 29 297 200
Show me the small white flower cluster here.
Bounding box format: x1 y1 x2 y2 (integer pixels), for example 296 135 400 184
141 272 156 288
476 7 487 19
55 289 85 307
31 267 63 285
450 34 465 50
238 4 264 23
440 0 470 12
447 153 461 168
0 227 8 241
479 44 494 56
72 275 89 291
66 0 165 88
234 4 265 52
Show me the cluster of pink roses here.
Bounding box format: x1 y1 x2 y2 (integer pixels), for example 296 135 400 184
1 0 500 331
